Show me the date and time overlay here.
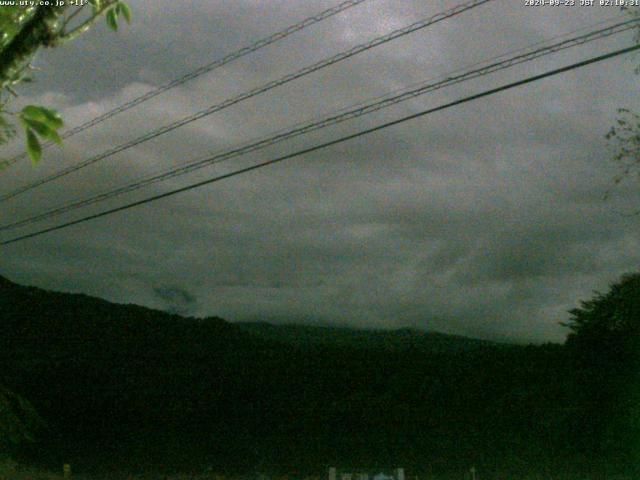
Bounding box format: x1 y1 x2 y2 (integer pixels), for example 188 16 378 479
0 0 637 7
525 0 638 6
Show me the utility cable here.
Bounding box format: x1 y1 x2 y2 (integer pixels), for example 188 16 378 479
0 0 493 202
2 43 638 246
0 0 371 169
1 17 637 233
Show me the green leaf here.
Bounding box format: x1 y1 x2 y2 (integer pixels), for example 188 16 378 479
88 0 101 13
21 118 63 145
25 128 42 164
39 108 64 130
118 2 132 23
47 129 63 146
21 105 63 130
106 8 118 31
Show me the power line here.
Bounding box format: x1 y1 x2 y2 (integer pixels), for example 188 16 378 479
2 17 637 233
2 43 638 247
0 0 371 169
0 0 493 203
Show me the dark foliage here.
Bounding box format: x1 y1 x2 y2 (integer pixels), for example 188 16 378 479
0 274 635 478
564 272 640 357
562 273 640 475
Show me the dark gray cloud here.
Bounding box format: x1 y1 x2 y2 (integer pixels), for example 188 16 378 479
153 286 198 316
1 0 639 343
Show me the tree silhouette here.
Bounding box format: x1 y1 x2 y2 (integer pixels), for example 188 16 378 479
563 272 640 359
562 272 640 471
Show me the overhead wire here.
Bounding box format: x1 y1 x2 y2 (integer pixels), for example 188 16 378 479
1 16 637 233
0 0 371 169
2 42 638 246
0 0 493 202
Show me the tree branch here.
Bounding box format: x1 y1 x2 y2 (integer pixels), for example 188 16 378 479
0 5 67 90
57 1 120 43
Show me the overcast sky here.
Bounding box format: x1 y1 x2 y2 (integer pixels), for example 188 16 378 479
1 0 639 342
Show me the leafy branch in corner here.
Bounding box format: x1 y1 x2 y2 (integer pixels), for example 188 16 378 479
0 1 132 166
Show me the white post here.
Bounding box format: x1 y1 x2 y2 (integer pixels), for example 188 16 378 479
396 468 405 480
329 467 337 480
470 466 476 480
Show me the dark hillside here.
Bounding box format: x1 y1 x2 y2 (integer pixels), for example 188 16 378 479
237 322 499 353
0 275 631 478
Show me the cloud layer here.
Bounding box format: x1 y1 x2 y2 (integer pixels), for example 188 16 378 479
1 0 639 342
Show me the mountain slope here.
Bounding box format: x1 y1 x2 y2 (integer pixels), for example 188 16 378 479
237 321 498 353
0 274 613 478
0 274 257 357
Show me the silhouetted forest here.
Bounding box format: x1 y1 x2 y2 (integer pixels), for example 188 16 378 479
1 273 638 478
